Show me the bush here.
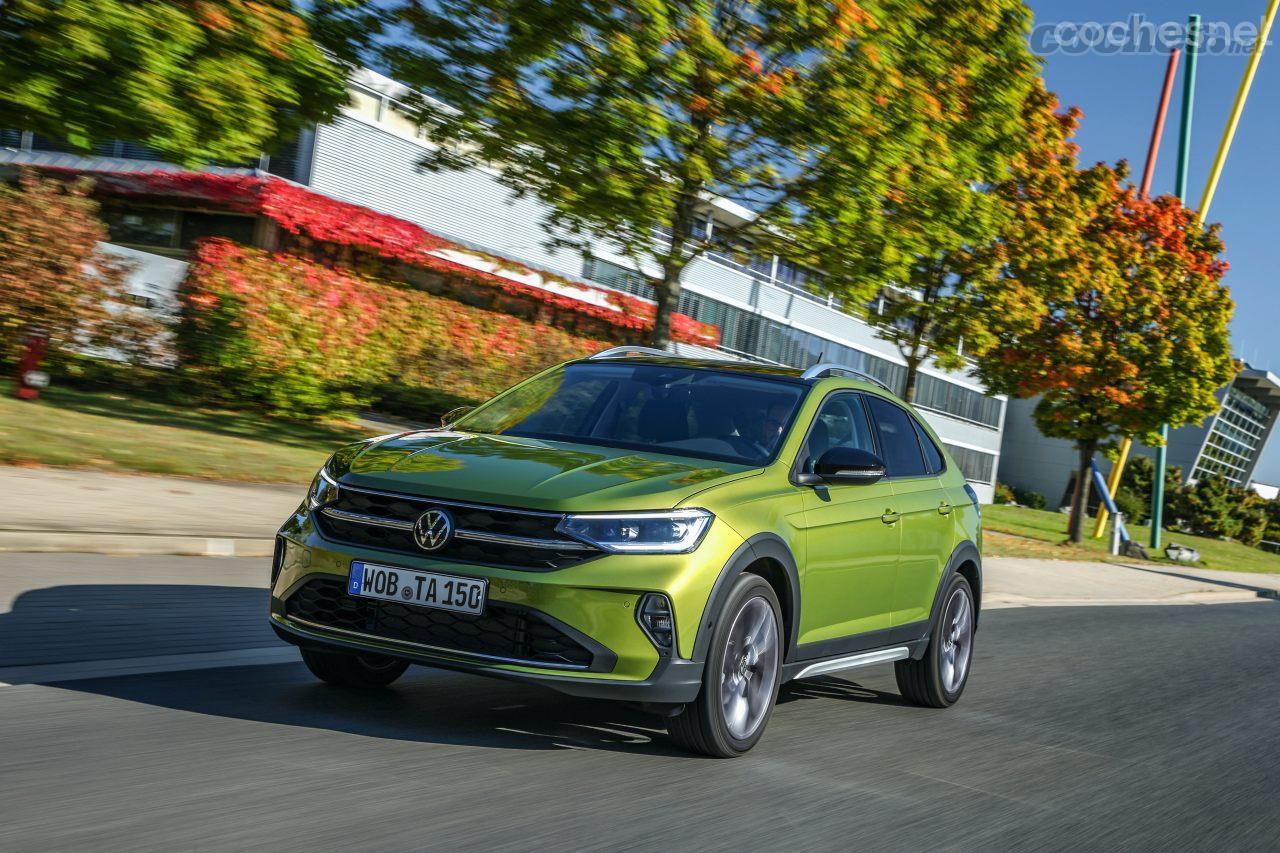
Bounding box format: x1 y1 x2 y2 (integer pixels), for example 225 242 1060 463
0 172 166 365
1112 486 1146 526
48 350 181 399
178 241 608 416
1010 485 1046 510
1170 475 1270 546
994 483 1044 508
370 383 479 425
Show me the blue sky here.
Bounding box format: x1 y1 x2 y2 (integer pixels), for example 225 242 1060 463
1027 0 1280 481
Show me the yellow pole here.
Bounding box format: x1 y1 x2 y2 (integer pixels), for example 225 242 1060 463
1199 0 1280 221
1093 439 1132 537
1097 1 1279 539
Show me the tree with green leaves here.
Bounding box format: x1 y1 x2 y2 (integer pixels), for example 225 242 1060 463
385 0 1040 346
0 0 382 166
861 83 1068 403
1115 454 1183 525
977 157 1236 543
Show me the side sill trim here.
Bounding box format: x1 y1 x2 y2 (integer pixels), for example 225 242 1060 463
791 646 910 680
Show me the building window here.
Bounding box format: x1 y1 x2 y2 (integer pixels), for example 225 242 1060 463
384 100 422 139
179 212 257 249
104 208 180 249
102 205 257 255
913 374 1004 429
943 444 996 484
582 257 654 300
347 86 384 121
1191 387 1272 486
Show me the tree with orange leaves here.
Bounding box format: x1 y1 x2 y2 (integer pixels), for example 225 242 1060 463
977 142 1235 542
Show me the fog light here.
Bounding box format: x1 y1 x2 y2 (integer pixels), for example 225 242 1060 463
637 593 675 652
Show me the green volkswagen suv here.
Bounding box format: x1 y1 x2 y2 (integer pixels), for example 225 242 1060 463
270 348 982 757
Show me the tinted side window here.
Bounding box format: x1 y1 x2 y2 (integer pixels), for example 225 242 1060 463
913 418 946 474
865 396 928 477
799 393 875 474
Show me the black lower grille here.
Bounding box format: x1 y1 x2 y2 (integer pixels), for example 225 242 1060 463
285 578 599 670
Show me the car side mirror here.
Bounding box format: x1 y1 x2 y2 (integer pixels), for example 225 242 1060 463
441 406 475 428
800 446 887 486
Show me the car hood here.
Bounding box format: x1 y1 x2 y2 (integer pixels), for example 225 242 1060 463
337 430 758 512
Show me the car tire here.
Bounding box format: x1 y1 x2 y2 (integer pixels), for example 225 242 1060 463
668 574 783 758
300 647 410 688
895 573 975 708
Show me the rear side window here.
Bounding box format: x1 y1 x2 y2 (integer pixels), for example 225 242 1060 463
913 419 946 474
865 396 928 477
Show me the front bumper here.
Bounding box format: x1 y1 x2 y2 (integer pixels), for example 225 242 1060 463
270 615 704 702
269 507 740 703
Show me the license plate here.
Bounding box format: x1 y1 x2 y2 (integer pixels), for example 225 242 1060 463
348 562 487 615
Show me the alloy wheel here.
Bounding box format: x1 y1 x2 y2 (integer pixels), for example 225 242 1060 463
939 587 973 694
719 596 779 740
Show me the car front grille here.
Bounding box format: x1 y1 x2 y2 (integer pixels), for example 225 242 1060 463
285 578 604 671
314 485 600 570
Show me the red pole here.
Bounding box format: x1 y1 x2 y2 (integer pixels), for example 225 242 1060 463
1141 48 1182 197
1097 47 1183 538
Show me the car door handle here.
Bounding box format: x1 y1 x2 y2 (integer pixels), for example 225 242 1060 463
881 510 900 525
938 503 954 516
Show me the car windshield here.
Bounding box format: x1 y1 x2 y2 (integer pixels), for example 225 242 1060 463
455 362 808 466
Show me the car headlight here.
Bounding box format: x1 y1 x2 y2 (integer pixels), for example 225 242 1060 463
556 509 713 554
306 465 341 510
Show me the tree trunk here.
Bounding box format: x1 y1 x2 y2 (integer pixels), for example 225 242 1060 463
648 270 683 349
902 357 921 403
1068 439 1098 544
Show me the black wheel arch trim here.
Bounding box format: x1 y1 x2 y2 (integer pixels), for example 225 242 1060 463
928 540 982 634
691 533 802 665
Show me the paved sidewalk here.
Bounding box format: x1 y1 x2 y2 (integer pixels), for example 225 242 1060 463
0 467 301 555
985 557 1280 607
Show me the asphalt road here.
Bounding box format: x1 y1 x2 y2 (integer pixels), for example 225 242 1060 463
2 567 1279 851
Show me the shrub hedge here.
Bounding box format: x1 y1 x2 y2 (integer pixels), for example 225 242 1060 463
178 240 607 416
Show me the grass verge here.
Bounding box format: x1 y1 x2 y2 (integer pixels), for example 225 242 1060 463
983 504 1280 575
0 382 373 484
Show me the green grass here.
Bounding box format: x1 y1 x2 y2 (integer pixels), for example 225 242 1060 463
984 504 1280 575
0 382 374 484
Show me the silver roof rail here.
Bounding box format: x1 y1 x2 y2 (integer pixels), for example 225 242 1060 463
589 346 672 360
801 363 893 393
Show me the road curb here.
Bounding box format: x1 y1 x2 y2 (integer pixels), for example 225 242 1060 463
0 531 275 557
985 591 1269 608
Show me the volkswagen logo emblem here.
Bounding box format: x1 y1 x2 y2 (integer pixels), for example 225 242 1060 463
413 508 454 552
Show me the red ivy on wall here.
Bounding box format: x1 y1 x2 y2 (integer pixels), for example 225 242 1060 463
180 239 611 414
46 167 720 347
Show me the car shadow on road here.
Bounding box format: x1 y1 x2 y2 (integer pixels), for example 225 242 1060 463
1117 563 1280 600
0 582 691 757
0 583 276 667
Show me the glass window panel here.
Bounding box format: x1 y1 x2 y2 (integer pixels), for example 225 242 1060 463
866 395 928 477
103 207 179 248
